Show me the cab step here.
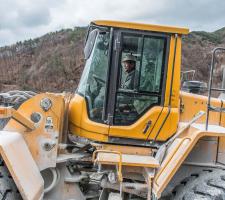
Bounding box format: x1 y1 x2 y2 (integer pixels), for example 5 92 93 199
95 152 160 168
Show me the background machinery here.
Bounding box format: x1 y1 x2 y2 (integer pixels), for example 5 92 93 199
0 20 225 200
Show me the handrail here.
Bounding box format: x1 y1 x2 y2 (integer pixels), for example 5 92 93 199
206 47 225 130
92 150 123 182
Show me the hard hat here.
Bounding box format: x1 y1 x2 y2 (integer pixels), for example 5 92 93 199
122 54 136 62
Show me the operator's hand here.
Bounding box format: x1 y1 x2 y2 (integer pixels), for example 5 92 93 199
119 104 132 113
91 108 103 118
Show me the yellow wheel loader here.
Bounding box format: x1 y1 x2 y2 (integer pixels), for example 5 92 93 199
1 20 225 200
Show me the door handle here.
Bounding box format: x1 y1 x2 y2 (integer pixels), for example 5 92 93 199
143 120 152 134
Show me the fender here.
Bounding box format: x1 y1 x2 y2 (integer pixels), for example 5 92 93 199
0 131 44 200
153 123 225 198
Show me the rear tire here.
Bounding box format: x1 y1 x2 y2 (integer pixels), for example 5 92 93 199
171 169 225 200
0 159 22 200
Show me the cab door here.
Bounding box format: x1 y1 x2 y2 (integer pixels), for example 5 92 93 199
70 27 112 142
108 30 179 142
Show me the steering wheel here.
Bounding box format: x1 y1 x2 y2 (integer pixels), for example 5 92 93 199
93 74 105 85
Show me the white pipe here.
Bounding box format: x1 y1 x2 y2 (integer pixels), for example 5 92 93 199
44 168 60 194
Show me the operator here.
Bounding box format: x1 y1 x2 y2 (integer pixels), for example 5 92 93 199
121 54 137 90
117 54 138 117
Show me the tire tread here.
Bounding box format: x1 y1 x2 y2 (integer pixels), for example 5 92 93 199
168 169 225 200
0 159 22 200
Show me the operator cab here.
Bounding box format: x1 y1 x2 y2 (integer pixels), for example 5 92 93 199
78 22 168 125
70 20 189 143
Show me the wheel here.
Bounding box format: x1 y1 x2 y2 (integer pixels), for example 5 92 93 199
170 169 225 200
0 159 22 200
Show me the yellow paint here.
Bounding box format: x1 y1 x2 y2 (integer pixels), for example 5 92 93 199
93 143 153 156
109 106 164 140
171 36 182 108
69 93 179 142
95 152 160 168
150 108 179 141
164 36 175 107
164 35 181 108
109 107 178 141
0 107 35 130
4 93 66 170
70 123 108 142
180 91 224 124
69 94 109 142
93 20 189 35
68 94 83 135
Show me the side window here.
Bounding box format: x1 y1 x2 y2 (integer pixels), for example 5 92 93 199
114 33 167 125
139 37 165 93
119 35 142 91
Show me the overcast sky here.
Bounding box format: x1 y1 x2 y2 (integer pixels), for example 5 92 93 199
0 0 225 47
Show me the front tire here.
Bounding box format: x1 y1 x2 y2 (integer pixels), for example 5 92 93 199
0 159 22 200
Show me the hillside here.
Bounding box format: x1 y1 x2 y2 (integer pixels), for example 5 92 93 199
0 26 225 92
0 27 86 92
182 28 225 86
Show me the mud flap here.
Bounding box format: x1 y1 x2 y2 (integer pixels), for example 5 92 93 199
0 131 44 200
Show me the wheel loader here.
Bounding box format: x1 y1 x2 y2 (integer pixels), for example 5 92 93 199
0 20 225 200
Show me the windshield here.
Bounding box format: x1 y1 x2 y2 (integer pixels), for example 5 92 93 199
77 29 110 123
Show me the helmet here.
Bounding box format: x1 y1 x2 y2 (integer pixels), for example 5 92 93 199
122 54 136 63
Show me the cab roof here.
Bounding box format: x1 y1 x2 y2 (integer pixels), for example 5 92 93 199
92 20 189 35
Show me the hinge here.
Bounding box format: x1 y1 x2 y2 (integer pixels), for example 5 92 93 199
106 114 113 125
114 38 120 51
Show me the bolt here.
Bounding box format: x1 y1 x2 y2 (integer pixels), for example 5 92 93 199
43 141 56 151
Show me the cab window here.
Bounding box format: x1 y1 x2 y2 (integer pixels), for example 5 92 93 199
114 33 167 125
77 30 110 123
